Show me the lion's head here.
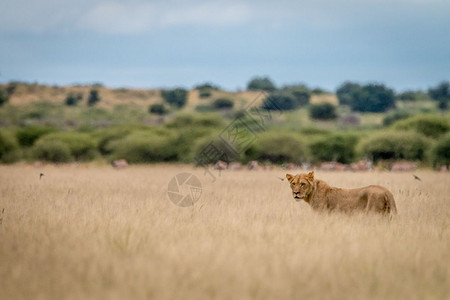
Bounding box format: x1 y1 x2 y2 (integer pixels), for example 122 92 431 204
286 171 315 201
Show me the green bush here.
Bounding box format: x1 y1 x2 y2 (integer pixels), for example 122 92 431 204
212 98 234 109
32 139 73 163
65 92 83 106
93 126 141 155
393 115 449 139
428 81 450 102
309 103 337 120
352 84 395 112
358 131 430 162
191 134 241 164
382 110 411 126
87 89 100 106
336 82 395 112
149 104 168 115
198 88 212 98
247 131 308 164
247 76 276 92
161 88 188 108
309 133 358 163
0 89 9 106
166 113 224 129
0 130 19 163
283 85 311 106
396 90 429 101
262 91 298 111
16 125 57 147
194 83 220 90
336 82 361 106
431 133 450 167
36 132 98 161
109 130 178 163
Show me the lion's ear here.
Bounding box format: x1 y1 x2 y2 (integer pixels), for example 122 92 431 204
286 174 294 182
306 171 314 181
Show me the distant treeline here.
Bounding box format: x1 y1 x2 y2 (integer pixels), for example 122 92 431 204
0 78 449 167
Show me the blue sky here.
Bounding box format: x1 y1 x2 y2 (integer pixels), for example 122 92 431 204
1 0 449 91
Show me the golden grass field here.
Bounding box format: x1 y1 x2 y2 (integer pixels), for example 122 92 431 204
1 164 449 300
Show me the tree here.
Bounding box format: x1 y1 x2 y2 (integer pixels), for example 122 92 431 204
336 82 361 106
428 81 450 110
149 104 168 115
0 89 9 106
161 88 188 108
247 76 276 92
309 103 338 120
351 84 395 112
282 85 311 106
337 83 395 113
262 91 298 111
396 90 428 101
87 90 100 106
65 92 83 106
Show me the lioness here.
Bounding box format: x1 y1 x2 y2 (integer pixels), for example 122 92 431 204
286 171 397 214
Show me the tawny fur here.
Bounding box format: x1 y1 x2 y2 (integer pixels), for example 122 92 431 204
286 172 397 215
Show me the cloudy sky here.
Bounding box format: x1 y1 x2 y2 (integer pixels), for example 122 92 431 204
1 0 449 91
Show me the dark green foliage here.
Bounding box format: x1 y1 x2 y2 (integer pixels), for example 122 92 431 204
428 81 450 101
87 90 100 106
351 84 395 112
194 83 220 90
396 90 428 101
382 111 411 126
247 76 276 92
262 91 298 111
247 131 308 164
283 85 311 106
0 130 19 162
65 93 83 106
0 89 9 106
311 88 328 95
212 98 234 109
92 126 139 155
16 125 57 147
109 130 178 163
309 103 338 120
161 88 188 108
359 131 430 162
32 140 73 163
393 115 449 139
149 104 168 115
36 132 98 161
309 134 358 163
191 134 240 164
198 89 212 98
166 113 224 129
337 82 395 112
431 133 450 167
428 81 450 110
336 82 361 106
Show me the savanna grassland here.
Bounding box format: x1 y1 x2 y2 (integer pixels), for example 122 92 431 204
1 164 449 300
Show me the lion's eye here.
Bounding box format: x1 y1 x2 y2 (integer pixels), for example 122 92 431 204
301 183 305 187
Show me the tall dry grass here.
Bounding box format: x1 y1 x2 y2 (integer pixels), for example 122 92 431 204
0 165 449 299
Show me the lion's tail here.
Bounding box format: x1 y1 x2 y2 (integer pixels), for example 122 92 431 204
385 192 397 215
